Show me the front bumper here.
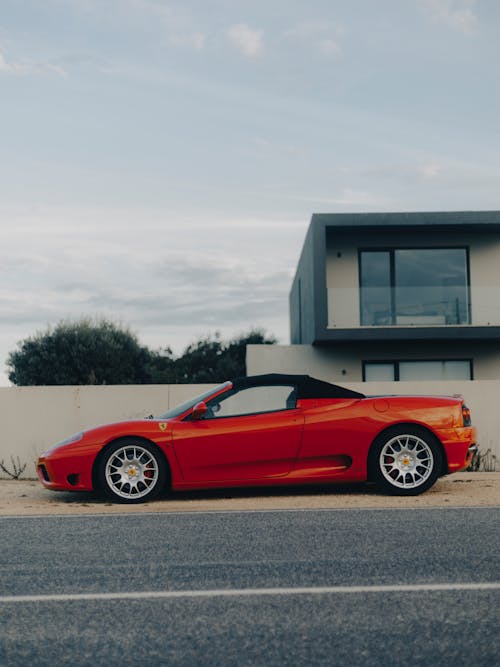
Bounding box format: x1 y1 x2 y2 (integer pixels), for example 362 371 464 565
37 447 96 492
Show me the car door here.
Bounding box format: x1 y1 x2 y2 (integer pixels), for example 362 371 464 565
293 398 366 478
171 385 304 482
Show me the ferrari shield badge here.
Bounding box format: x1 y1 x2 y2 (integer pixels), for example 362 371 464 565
158 422 168 432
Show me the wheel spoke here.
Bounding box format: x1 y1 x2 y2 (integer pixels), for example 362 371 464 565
104 444 160 500
379 434 434 489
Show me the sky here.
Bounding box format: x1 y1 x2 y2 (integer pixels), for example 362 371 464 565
1 0 499 385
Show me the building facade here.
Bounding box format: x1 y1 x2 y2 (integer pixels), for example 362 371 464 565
250 211 500 382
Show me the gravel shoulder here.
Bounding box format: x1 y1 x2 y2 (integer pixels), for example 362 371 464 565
0 472 498 516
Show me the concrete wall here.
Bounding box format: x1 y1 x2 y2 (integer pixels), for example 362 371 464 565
0 384 214 479
2 372 498 480
247 344 500 460
247 343 500 382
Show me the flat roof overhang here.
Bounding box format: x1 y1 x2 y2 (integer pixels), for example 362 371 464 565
313 326 500 343
314 210 500 233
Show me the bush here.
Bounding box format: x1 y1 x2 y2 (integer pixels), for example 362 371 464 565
7 318 152 385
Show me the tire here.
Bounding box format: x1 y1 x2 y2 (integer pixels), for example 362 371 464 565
369 426 442 496
97 438 167 503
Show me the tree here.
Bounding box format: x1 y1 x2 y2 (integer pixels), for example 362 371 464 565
144 346 176 384
170 329 276 383
219 329 277 380
7 322 276 385
7 318 153 386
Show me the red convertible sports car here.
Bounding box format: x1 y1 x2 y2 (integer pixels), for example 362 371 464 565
37 374 477 503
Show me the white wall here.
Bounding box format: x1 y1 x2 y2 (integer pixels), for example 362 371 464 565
247 344 500 460
248 343 500 382
2 373 498 480
0 384 215 479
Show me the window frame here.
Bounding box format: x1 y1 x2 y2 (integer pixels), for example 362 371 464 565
362 359 474 382
358 246 472 326
200 384 299 420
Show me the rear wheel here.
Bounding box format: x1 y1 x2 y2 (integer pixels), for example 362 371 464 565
370 427 442 496
97 439 167 503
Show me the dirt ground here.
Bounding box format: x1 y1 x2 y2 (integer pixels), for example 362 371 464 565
0 472 498 516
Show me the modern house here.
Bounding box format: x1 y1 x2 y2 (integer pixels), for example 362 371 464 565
249 211 500 382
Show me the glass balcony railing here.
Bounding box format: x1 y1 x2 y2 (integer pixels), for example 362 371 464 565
327 286 500 328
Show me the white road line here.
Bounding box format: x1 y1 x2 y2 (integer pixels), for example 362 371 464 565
1 583 499 603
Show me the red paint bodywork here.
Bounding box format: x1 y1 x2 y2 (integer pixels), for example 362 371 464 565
37 386 476 495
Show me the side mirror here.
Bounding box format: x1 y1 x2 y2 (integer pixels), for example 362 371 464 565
192 401 208 420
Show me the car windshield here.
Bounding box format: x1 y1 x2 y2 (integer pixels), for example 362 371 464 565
157 382 231 419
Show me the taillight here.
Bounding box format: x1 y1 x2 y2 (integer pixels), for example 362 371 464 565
462 404 471 426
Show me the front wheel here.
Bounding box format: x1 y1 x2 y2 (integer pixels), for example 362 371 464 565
97 439 167 503
369 427 443 496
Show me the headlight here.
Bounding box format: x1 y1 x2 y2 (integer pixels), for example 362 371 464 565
41 432 84 457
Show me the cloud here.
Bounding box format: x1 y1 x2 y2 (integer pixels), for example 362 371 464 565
361 161 444 182
128 0 207 51
285 20 342 58
0 49 67 77
52 1 207 53
319 38 342 58
0 51 30 75
0 207 300 373
355 157 500 191
166 32 205 51
253 189 383 208
227 24 264 59
73 255 292 330
419 0 478 34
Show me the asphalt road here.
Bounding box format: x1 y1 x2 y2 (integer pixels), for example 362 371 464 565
0 507 499 666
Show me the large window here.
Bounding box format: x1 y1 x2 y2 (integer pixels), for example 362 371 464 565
363 360 472 382
360 248 470 326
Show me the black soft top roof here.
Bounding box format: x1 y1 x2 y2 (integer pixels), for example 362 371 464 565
231 374 365 400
